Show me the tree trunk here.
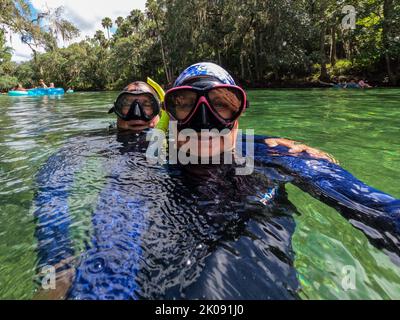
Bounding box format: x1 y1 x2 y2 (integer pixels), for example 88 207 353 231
240 52 245 80
319 23 329 81
217 48 221 66
247 57 253 81
330 25 337 66
383 0 396 85
154 19 170 84
253 34 260 82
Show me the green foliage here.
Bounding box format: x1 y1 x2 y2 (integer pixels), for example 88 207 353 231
1 0 399 89
330 59 354 76
13 61 34 87
0 75 18 90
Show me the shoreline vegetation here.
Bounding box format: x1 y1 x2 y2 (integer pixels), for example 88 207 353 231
1 0 399 92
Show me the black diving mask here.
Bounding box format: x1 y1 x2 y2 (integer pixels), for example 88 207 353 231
109 91 161 122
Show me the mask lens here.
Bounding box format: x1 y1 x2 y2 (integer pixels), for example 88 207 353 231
165 89 198 120
115 93 159 120
141 101 156 116
115 94 134 117
207 87 244 120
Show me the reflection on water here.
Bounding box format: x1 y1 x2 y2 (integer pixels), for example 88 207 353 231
0 90 399 299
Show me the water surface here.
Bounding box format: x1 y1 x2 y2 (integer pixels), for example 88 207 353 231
0 89 399 299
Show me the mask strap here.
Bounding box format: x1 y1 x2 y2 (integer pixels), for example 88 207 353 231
108 106 115 114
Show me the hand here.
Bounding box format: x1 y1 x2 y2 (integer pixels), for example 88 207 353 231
33 256 76 300
117 115 160 132
265 138 338 164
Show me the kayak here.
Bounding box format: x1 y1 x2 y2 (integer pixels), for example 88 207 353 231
8 90 29 96
8 88 65 96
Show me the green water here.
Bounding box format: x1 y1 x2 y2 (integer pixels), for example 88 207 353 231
0 89 399 299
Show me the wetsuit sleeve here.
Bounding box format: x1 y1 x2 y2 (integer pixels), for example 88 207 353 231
33 149 84 269
248 137 400 256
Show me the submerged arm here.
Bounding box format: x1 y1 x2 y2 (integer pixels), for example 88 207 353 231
249 138 400 258
33 135 109 299
33 149 84 299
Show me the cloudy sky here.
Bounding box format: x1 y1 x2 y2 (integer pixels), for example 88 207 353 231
8 0 147 62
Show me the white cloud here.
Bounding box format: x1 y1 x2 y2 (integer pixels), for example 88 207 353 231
8 0 147 62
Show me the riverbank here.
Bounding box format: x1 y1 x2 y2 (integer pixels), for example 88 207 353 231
240 78 399 89
2 80 399 94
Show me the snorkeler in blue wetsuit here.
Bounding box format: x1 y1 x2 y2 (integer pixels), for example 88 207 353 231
108 80 169 132
33 64 399 300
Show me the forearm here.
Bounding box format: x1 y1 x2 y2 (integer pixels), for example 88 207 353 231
249 139 400 254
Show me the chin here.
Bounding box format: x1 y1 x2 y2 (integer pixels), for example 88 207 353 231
176 126 237 162
192 136 234 160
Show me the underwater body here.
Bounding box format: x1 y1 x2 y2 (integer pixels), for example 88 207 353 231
33 130 399 300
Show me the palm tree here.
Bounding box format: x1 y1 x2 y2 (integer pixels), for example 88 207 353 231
127 9 144 33
115 16 124 28
101 17 113 39
94 30 107 47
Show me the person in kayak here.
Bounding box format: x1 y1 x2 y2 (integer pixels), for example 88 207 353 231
345 78 361 89
32 64 399 300
12 83 28 92
38 79 48 88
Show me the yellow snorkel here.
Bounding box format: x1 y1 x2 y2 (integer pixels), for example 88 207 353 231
147 77 169 132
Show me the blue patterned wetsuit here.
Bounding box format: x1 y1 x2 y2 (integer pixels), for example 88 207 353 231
33 131 400 300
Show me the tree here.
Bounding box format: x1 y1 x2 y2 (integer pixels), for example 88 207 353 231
128 9 144 33
3 0 400 90
94 30 107 48
115 16 124 28
101 17 113 39
383 0 398 85
0 1 79 62
146 0 171 83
